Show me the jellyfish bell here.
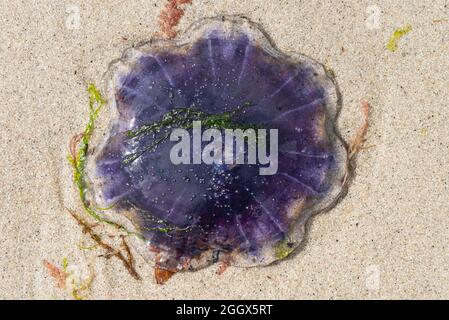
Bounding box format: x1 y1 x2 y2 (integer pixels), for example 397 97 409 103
85 16 348 276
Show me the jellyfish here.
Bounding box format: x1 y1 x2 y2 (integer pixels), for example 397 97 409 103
84 16 348 279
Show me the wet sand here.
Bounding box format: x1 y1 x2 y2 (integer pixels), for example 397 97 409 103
0 0 447 299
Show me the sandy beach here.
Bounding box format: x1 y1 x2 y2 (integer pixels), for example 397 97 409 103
0 0 447 299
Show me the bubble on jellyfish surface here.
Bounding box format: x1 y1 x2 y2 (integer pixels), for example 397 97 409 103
83 16 348 275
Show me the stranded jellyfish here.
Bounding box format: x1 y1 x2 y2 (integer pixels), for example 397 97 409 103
85 16 348 276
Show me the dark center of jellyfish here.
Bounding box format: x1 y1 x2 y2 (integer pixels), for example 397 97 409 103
123 103 261 231
206 160 258 213
183 151 261 240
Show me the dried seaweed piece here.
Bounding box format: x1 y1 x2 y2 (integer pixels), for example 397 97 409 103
386 25 412 52
158 0 193 39
43 260 67 289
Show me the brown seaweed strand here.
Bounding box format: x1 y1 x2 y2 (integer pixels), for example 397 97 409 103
158 0 193 39
348 101 370 159
66 208 141 281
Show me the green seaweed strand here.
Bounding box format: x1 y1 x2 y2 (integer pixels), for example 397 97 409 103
69 84 105 222
123 102 256 164
68 84 142 238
